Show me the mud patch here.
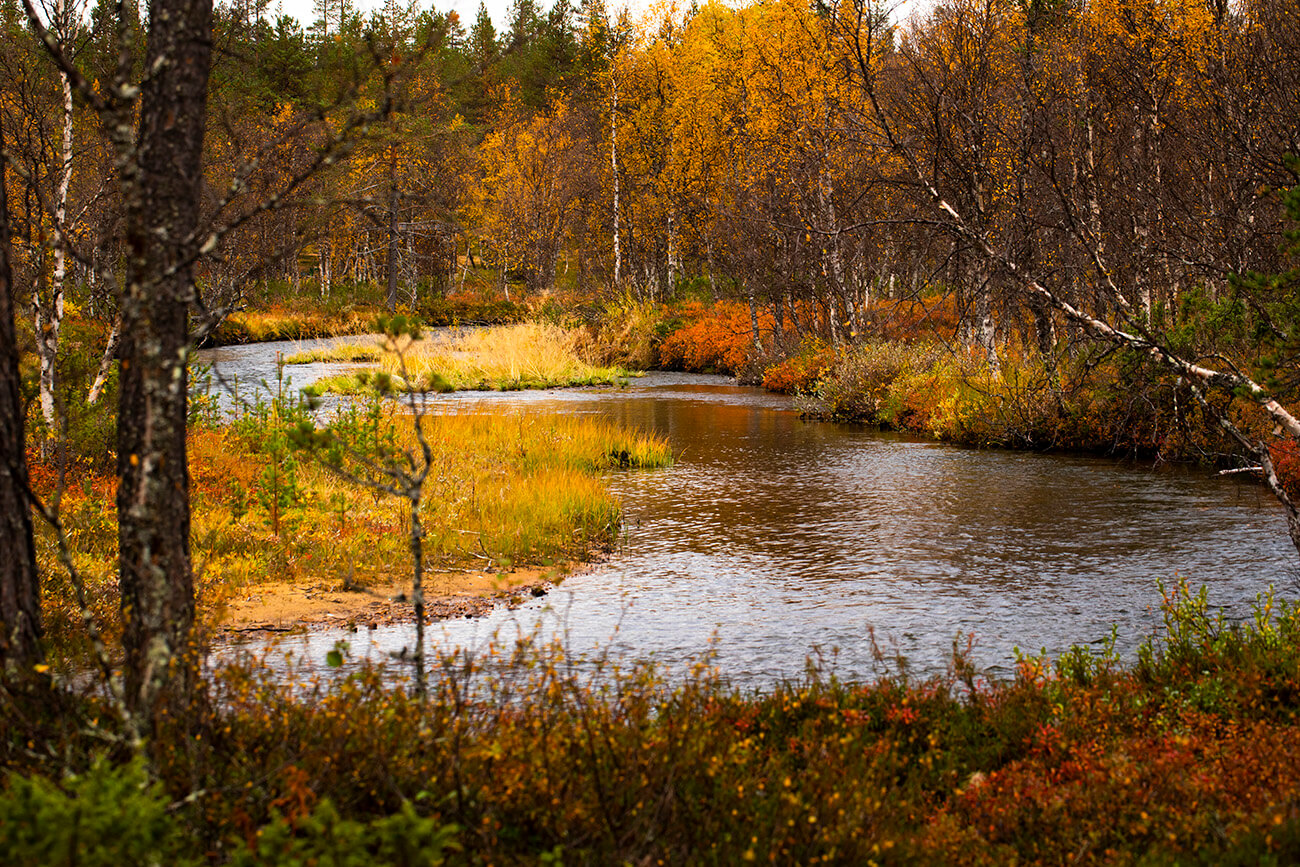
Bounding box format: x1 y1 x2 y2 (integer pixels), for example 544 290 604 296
216 565 573 639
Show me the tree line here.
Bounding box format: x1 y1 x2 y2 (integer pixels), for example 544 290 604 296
5 0 1298 344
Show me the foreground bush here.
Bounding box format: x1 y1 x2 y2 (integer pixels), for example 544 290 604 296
4 582 1300 863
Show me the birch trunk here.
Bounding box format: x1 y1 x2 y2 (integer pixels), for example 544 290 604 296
611 74 621 285
321 236 331 299
86 308 122 405
747 283 762 353
35 0 77 430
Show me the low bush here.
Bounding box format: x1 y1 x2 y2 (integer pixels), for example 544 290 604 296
6 583 1300 863
658 300 765 375
796 340 1256 460
760 340 834 394
0 758 200 866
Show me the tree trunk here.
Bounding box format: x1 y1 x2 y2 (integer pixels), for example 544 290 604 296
117 0 212 720
86 308 123 405
747 283 762 354
321 236 331 300
386 144 399 311
33 0 77 433
0 110 44 674
611 74 621 286
772 290 785 352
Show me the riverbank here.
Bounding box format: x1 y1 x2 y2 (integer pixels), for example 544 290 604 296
30 401 671 664
203 286 525 347
216 566 565 636
590 294 1283 471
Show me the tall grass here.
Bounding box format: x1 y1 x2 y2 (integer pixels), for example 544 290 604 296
282 344 382 364
29 402 672 662
210 304 377 345
303 322 632 393
390 322 631 391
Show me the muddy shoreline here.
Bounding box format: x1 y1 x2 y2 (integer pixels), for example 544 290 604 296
214 561 600 642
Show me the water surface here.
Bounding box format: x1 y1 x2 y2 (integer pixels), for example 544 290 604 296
204 340 1298 684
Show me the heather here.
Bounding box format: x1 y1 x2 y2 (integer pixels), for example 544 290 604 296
5 581 1300 863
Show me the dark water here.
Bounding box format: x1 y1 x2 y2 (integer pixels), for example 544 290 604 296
203 339 1298 684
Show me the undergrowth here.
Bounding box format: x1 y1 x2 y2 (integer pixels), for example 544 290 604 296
4 581 1300 863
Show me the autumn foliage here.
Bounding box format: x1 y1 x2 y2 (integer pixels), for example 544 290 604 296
5 581 1300 862
657 300 765 375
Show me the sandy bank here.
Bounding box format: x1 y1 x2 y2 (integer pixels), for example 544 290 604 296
216 564 580 638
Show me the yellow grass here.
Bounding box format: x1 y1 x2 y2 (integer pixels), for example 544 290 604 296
32 406 672 658
302 322 632 394
283 344 382 364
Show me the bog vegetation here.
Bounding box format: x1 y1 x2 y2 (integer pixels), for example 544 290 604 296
29 351 669 660
300 321 632 393
4 0 1300 860
6 582 1300 862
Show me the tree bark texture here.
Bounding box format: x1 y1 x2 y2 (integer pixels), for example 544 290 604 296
117 0 212 713
0 110 44 672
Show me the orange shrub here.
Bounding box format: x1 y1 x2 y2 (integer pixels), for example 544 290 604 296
872 292 962 342
659 300 770 374
1271 440 1300 500
760 344 834 394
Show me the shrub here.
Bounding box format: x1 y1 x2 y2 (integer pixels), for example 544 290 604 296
229 799 460 866
0 758 200 867
800 341 949 424
658 300 765 374
567 293 664 370
760 341 834 394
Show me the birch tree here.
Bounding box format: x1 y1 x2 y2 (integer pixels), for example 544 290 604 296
829 0 1300 556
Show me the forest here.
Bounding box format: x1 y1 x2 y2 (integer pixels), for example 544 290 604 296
4 0 1300 861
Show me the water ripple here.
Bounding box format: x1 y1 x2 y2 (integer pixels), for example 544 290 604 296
206 357 1299 685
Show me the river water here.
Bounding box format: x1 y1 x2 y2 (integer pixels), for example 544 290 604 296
198 337 1299 685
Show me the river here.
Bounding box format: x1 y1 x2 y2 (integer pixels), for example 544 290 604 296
198 336 1299 685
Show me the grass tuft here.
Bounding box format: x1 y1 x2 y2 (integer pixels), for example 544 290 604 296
306 322 632 395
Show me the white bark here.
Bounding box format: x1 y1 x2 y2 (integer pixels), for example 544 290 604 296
86 309 122 405
818 165 847 344
320 236 331 299
36 0 76 428
666 211 677 294
611 73 621 285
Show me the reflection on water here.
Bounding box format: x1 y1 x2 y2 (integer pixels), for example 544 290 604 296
206 341 1298 684
194 334 384 415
